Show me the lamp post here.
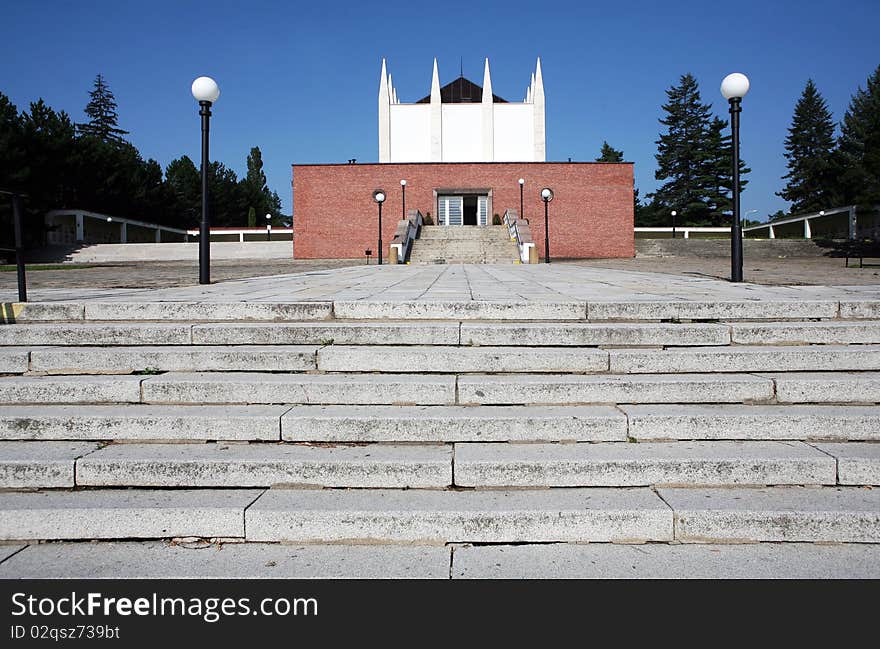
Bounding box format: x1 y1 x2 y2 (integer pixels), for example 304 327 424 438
518 178 525 219
721 72 749 283
191 76 220 285
373 189 386 265
541 187 554 263
671 210 677 239
400 179 407 220
265 213 272 241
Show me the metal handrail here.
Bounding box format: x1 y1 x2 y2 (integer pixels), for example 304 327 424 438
0 189 27 302
390 209 424 263
503 208 535 263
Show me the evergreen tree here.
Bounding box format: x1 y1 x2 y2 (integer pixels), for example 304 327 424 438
595 141 624 162
833 65 880 207
0 92 25 192
651 74 718 224
165 156 201 227
77 74 128 144
242 146 270 219
247 207 256 228
777 80 836 213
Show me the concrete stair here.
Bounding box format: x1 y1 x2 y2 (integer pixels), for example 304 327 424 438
409 226 519 264
1 296 879 577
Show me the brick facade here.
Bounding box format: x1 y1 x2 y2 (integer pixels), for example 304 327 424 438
292 162 634 260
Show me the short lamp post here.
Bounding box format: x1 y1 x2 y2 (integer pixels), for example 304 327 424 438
518 178 525 219
265 213 272 241
671 210 677 239
721 72 750 283
400 179 407 220
191 76 220 285
541 187 554 263
373 189 386 265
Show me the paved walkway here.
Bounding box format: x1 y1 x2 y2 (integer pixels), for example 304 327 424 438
3 264 880 304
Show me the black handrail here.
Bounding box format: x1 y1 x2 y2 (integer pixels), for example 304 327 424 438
0 190 27 302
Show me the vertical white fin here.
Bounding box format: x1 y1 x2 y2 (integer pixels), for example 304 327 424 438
430 58 442 161
378 58 390 162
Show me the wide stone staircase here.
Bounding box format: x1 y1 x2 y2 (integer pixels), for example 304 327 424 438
0 297 878 577
408 226 520 264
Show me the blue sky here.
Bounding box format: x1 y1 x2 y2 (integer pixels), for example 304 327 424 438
2 0 878 220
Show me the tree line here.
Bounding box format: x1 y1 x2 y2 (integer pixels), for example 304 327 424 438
597 65 880 226
0 74 283 244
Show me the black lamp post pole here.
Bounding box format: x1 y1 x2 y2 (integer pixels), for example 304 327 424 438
729 97 743 282
543 199 551 264
519 183 524 219
11 193 26 302
377 202 383 266
401 184 406 220
672 212 677 239
198 100 212 285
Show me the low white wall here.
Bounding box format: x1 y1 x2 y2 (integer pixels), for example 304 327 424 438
64 241 294 263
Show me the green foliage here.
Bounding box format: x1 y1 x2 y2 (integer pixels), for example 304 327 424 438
77 74 129 144
0 79 289 243
778 80 836 213
492 213 502 225
832 65 880 207
651 73 749 226
596 141 624 163
247 206 256 227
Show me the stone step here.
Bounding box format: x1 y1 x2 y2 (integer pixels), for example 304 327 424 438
460 322 730 346
245 487 673 543
457 373 774 404
0 442 100 487
0 542 451 579
813 443 880 485
608 345 880 373
2 302 333 323
454 441 837 487
658 486 880 543
75 442 451 488
333 301 584 320
281 405 627 442
0 405 287 440
452 543 880 579
587 300 840 321
623 404 880 441
0 347 30 373
0 489 263 541
318 345 608 373
30 345 319 374
0 375 144 404
766 371 880 403
730 321 880 345
141 373 456 405
0 323 193 346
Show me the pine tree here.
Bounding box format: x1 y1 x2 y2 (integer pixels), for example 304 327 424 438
247 207 256 228
777 80 836 213
833 65 880 207
651 74 718 224
77 74 129 144
596 141 624 162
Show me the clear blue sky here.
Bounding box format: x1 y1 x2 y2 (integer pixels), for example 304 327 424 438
2 0 878 221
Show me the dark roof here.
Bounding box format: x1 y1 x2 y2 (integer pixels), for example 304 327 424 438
416 76 507 104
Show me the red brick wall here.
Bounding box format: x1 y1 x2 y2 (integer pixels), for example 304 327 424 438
292 162 634 260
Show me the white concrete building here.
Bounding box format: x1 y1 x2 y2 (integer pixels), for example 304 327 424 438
378 58 546 163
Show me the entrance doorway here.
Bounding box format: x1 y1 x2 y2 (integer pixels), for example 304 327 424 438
437 194 489 226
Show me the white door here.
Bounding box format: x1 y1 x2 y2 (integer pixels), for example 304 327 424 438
438 195 463 226
478 196 488 226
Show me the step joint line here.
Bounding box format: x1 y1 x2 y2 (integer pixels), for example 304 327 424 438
241 488 269 541
652 487 677 541
807 443 841 484
0 544 29 567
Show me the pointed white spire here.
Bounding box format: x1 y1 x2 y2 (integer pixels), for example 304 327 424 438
534 57 544 97
532 57 545 162
379 58 389 100
430 58 441 102
482 58 493 103
430 58 442 161
378 58 390 162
